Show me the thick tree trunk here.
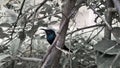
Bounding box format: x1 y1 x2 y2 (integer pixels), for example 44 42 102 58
104 0 114 39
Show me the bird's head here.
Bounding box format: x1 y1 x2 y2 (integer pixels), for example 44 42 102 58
41 28 56 35
41 28 56 44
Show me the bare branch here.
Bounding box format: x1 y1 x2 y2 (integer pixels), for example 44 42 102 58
10 0 26 39
88 4 112 30
67 24 106 35
16 56 42 62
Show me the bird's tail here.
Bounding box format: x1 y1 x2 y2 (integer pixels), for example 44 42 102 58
56 46 73 54
63 46 73 53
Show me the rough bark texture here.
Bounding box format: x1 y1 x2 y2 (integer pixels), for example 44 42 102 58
41 0 76 68
104 0 114 39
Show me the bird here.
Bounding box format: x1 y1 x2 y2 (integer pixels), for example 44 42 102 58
41 28 72 53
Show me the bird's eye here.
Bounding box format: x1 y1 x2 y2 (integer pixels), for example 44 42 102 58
47 31 50 34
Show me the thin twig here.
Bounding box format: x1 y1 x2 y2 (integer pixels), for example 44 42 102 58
88 4 112 30
100 43 118 57
67 24 106 35
87 27 104 43
10 0 26 39
110 49 120 68
14 56 42 62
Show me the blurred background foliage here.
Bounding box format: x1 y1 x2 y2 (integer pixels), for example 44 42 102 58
0 0 120 68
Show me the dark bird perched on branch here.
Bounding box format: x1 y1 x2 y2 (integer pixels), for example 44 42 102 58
41 29 72 53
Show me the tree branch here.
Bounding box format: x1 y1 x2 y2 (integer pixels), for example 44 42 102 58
88 4 112 30
67 24 106 35
15 56 42 62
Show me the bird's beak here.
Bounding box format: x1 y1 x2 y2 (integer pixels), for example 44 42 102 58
40 28 46 31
